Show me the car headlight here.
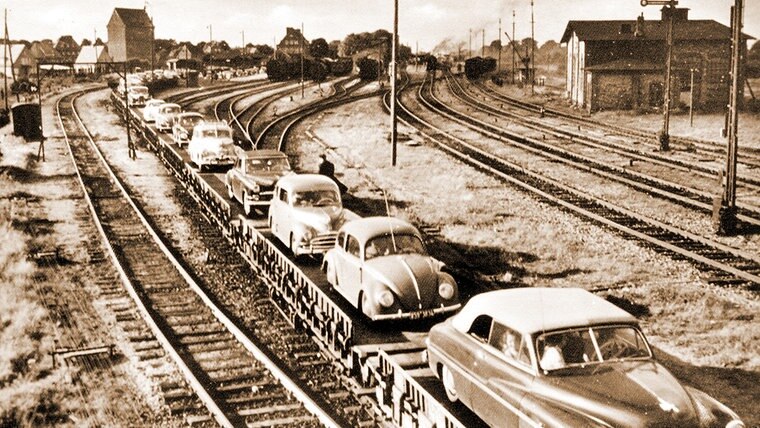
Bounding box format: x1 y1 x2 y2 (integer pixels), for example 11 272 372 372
377 290 394 308
438 281 455 300
726 421 745 428
301 228 314 243
181 132 188 139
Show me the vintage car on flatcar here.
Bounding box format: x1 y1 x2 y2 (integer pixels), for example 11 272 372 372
154 103 182 133
268 174 357 257
171 112 205 147
323 216 460 321
127 85 150 107
187 121 236 172
142 99 165 122
426 287 745 428
225 149 292 215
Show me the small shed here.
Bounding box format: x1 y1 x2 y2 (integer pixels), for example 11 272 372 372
12 103 42 141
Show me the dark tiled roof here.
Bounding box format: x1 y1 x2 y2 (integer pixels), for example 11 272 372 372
585 59 663 72
114 8 153 28
561 19 752 44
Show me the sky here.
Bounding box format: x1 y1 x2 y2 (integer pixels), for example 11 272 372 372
3 1 759 52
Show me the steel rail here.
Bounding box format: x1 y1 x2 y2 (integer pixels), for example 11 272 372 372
435 72 760 228
392 75 760 287
61 88 345 428
469 76 760 174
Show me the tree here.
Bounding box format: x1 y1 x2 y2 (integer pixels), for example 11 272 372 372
254 44 273 56
80 38 92 46
154 39 177 52
747 42 760 78
309 38 329 58
490 40 502 50
328 40 341 58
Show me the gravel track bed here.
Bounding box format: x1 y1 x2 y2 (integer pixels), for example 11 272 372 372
414 82 760 260
292 95 760 425
77 88 374 427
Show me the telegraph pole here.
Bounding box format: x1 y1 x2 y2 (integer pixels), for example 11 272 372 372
242 30 245 48
208 24 212 43
689 67 697 127
469 28 472 58
714 0 743 235
300 22 304 99
3 9 7 111
481 28 485 57
512 10 516 83
498 18 502 73
530 0 535 95
391 0 398 166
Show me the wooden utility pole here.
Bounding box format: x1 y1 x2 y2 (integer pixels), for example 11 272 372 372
498 18 502 73
4 9 9 111
689 68 696 127
469 28 472 58
512 10 516 83
391 0 398 166
300 22 304 99
481 28 485 57
530 0 535 95
714 0 743 234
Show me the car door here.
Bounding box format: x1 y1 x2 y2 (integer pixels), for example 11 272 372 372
471 322 535 427
338 234 363 307
270 186 288 241
231 158 243 200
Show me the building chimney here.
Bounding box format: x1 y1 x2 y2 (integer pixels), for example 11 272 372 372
635 13 645 37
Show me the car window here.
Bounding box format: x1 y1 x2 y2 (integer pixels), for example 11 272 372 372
536 326 650 372
246 157 290 172
336 231 346 249
468 315 493 342
292 190 339 207
490 323 531 366
364 233 426 259
347 236 360 257
278 188 287 202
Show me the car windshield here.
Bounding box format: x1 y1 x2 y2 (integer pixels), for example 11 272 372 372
199 127 231 139
246 157 290 172
163 105 180 114
132 87 149 95
364 233 426 259
292 190 339 207
180 116 203 127
536 326 651 372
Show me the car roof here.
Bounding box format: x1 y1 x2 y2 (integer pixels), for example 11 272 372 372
177 112 203 118
194 121 230 130
159 103 180 110
240 149 287 160
451 288 637 335
146 99 164 105
276 173 338 192
340 216 420 243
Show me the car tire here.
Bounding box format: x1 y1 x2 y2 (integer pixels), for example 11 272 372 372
442 364 459 403
227 184 235 200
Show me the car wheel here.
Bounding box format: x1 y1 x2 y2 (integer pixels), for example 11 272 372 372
359 292 370 317
442 364 459 403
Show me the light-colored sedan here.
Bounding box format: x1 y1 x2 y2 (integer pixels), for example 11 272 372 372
187 121 236 172
171 112 204 147
426 287 746 428
154 103 181 133
142 99 165 122
127 85 150 107
323 216 460 321
226 149 292 215
268 174 356 257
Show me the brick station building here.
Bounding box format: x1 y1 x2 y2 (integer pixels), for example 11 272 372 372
107 7 154 65
561 8 751 112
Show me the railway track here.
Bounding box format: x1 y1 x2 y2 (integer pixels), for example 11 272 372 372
392 73 760 290
468 75 760 177
255 78 375 151
58 88 347 427
432 71 760 228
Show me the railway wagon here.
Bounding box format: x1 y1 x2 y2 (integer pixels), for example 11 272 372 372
357 57 379 81
464 56 497 80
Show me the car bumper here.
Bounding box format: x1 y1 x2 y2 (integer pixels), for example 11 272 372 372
369 303 462 321
198 156 234 166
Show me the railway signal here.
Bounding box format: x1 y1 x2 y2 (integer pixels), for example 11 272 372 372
640 0 677 151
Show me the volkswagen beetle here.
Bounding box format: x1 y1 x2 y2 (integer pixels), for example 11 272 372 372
426 287 745 428
323 216 460 321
